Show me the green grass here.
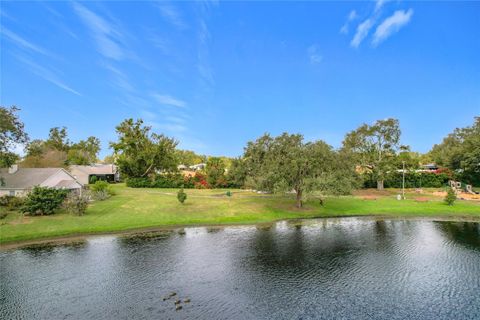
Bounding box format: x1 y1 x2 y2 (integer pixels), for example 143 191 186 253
1 184 479 244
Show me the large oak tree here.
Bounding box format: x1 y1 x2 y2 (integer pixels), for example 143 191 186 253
243 133 356 208
110 119 178 178
342 118 401 190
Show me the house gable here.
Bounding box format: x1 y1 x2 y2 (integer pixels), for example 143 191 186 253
41 169 83 189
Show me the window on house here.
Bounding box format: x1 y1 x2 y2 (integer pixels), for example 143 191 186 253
9 190 15 196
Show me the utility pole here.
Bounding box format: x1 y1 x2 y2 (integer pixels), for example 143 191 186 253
402 161 406 200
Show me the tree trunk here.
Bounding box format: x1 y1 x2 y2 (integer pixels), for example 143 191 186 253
296 189 303 208
377 180 384 190
141 163 154 177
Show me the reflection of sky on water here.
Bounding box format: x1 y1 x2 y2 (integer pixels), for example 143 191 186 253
1 218 479 319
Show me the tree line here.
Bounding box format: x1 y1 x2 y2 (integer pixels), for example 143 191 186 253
1 105 479 206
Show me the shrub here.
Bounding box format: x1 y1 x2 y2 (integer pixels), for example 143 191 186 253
0 195 13 206
226 191 232 197
90 180 115 196
91 180 109 192
444 188 456 206
0 210 8 219
177 188 187 204
0 195 24 209
8 196 24 210
21 186 68 216
127 174 197 189
63 193 89 216
193 173 209 189
126 177 151 188
91 190 110 201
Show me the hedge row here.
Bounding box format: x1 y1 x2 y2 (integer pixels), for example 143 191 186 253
364 172 451 188
126 174 200 189
126 173 240 189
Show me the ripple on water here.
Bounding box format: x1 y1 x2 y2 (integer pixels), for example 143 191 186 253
1 219 480 319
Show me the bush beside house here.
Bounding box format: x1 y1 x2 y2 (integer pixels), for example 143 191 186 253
89 180 115 200
21 186 68 216
63 193 89 216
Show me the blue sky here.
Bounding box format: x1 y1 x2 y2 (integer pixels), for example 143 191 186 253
1 1 479 159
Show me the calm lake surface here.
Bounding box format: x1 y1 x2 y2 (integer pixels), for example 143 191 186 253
1 218 480 320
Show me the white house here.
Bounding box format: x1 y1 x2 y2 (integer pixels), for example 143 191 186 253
189 163 206 171
69 164 119 185
0 165 83 197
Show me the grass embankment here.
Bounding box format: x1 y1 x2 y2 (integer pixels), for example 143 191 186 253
1 184 479 245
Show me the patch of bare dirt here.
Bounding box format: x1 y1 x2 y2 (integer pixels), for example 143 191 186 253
353 189 392 197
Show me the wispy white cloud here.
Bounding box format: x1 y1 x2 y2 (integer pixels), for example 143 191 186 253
156 123 188 133
16 56 81 96
141 109 188 134
0 9 18 22
157 4 187 29
372 9 414 46
102 63 135 92
1 27 51 56
197 12 215 91
166 115 187 124
350 18 374 48
349 10 358 21
345 0 407 48
148 34 171 55
151 93 187 108
119 93 150 110
41 2 63 18
197 17 215 90
73 2 125 60
374 0 388 13
140 109 157 120
340 10 358 34
307 45 323 65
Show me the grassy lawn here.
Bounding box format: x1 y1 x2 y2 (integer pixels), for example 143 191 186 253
1 184 479 245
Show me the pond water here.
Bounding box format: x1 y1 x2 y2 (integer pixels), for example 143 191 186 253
1 218 480 319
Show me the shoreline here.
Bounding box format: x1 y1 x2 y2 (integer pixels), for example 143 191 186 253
2 214 479 251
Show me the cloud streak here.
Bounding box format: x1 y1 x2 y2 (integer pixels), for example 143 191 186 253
16 56 81 96
73 2 125 60
307 45 323 65
157 4 187 29
197 18 215 89
372 9 414 46
151 93 187 108
141 109 188 134
102 63 135 92
374 0 389 13
340 10 358 34
1 27 51 56
350 19 374 48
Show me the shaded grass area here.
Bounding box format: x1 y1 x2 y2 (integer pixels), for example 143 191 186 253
1 184 479 244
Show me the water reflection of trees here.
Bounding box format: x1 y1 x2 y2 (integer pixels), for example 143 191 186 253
239 222 379 280
227 221 404 319
435 221 480 250
19 240 87 256
233 219 427 293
